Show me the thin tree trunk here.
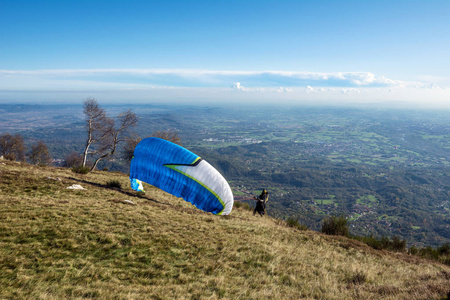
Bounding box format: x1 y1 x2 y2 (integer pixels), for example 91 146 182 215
90 152 110 171
82 142 90 167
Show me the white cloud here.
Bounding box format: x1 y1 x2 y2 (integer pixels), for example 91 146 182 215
0 68 449 108
0 69 410 89
340 88 361 95
277 86 290 93
232 82 246 91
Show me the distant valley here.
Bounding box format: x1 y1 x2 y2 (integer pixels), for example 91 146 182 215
1 103 449 247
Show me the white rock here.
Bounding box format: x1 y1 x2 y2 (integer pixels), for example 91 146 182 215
67 184 86 190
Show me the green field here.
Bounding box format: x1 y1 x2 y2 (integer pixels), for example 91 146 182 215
357 195 378 207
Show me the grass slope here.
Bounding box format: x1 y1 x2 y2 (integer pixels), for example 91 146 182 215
1 160 449 299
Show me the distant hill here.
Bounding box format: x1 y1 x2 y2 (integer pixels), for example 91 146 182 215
1 160 449 299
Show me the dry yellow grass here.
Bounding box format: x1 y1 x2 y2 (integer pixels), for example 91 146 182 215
1 160 449 299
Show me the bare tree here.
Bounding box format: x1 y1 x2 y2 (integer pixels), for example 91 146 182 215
29 141 52 166
122 134 142 163
152 129 182 145
90 109 138 171
0 133 26 161
81 98 113 167
64 151 83 168
122 130 182 164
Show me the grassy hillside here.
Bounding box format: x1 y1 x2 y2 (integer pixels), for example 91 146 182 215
1 160 449 299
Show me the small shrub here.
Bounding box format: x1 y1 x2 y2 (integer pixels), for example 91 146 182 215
419 246 440 260
0 133 26 162
390 236 406 252
106 180 122 189
286 217 308 230
234 201 251 210
414 245 450 265
71 165 90 174
347 270 367 285
357 235 406 252
442 257 450 266
64 152 83 168
438 243 450 255
357 235 383 250
321 215 349 237
409 246 418 255
3 153 17 161
29 141 52 166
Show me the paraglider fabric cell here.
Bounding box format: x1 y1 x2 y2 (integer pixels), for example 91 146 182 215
130 137 234 215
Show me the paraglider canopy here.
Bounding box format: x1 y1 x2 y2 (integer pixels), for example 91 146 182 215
130 137 234 215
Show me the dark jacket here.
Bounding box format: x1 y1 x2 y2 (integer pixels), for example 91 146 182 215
254 190 269 216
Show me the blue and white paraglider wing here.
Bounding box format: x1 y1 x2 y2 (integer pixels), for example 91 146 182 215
129 137 234 215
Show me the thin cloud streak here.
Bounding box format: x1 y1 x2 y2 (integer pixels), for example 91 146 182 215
0 68 409 88
0 69 449 109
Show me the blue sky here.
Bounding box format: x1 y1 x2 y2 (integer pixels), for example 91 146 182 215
1 0 450 107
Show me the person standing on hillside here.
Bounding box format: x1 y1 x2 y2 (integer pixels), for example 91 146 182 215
253 189 269 217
